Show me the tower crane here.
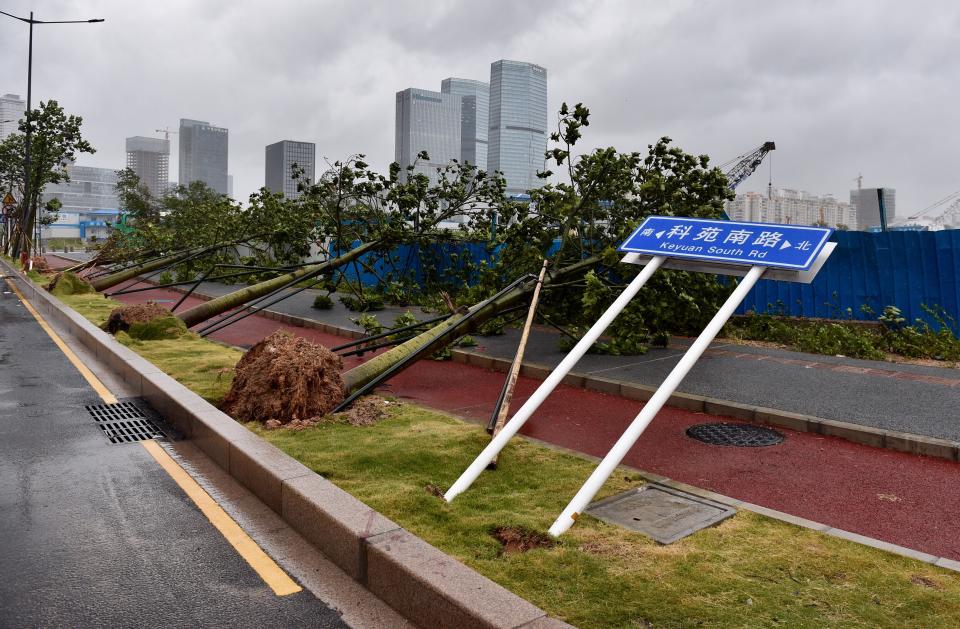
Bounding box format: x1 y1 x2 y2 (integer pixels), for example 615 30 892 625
155 127 178 141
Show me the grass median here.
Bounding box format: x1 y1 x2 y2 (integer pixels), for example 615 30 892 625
36 272 960 628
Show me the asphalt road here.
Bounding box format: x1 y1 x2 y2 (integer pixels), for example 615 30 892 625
0 277 346 628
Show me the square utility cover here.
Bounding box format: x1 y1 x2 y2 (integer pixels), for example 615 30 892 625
586 484 736 544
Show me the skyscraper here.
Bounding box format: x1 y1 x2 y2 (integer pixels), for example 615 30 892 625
851 187 896 230
440 78 489 170
487 60 548 197
0 93 25 141
395 88 461 184
125 136 170 198
265 140 316 199
178 118 229 194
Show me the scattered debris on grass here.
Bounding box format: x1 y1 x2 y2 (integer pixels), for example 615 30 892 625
101 301 171 334
491 525 557 554
425 483 444 498
47 271 93 296
221 331 345 424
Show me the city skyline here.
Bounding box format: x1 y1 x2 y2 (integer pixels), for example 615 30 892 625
0 1 956 216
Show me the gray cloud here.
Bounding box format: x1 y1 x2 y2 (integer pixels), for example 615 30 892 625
0 0 955 218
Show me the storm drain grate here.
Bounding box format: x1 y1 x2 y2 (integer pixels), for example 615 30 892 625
686 422 784 447
86 401 164 444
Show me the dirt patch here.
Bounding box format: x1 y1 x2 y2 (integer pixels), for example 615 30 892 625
47 271 94 296
222 331 345 424
911 575 940 590
491 525 557 554
102 301 172 334
342 395 390 426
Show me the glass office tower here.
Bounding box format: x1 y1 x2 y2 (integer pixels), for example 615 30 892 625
487 60 548 196
265 140 316 199
395 88 461 185
440 78 489 171
178 118 229 195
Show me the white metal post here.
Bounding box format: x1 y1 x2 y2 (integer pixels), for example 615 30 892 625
547 264 766 537
444 255 667 502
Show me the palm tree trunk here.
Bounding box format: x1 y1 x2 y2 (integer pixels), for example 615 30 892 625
341 255 599 392
177 240 382 328
89 247 204 291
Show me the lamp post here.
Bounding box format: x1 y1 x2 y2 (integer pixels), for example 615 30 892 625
0 10 104 256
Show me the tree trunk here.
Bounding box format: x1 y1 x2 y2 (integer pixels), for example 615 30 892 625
177 239 382 328
341 255 599 392
89 247 203 291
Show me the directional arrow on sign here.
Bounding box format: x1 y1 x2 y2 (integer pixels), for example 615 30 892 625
780 240 792 250
655 231 665 239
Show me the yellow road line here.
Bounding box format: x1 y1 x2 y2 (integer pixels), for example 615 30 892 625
141 440 302 597
4 277 118 403
8 275 301 597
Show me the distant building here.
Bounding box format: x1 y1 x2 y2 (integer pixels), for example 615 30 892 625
178 118 229 194
228 175 234 198
125 136 170 198
41 164 121 240
487 60 548 196
850 187 895 231
265 140 316 199
395 88 461 185
440 78 489 170
0 93 25 141
726 189 856 229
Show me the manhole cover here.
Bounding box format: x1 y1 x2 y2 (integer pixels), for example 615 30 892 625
686 422 784 447
586 484 736 544
86 400 166 444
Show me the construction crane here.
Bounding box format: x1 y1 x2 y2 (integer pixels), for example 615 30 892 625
155 127 178 141
907 188 960 221
719 141 776 192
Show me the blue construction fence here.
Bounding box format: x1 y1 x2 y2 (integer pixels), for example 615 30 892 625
736 230 960 329
333 241 501 288
335 231 960 331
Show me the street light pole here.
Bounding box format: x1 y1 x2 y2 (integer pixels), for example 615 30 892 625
0 10 104 257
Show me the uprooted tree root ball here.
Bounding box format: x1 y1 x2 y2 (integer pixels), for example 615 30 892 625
47 271 94 296
101 301 172 334
222 331 345 424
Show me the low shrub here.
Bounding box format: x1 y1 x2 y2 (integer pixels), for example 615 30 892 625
312 294 334 310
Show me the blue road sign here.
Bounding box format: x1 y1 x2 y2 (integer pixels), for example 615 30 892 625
618 216 833 270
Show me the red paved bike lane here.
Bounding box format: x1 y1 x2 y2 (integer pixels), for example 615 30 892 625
90 273 960 561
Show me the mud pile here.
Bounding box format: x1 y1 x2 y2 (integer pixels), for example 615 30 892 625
101 302 172 334
222 331 345 424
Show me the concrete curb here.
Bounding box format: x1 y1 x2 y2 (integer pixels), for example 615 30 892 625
151 281 959 465
4 262 572 629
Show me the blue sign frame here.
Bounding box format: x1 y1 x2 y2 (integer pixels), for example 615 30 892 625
618 216 833 271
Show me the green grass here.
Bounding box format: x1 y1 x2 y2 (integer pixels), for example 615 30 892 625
253 407 960 628
27 267 960 627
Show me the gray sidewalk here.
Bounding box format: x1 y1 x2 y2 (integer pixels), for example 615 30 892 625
160 278 960 444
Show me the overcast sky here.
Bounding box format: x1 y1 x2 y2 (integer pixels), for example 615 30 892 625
1 0 957 218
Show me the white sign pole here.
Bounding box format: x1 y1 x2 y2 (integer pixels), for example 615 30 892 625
444 255 667 502
548 264 766 537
